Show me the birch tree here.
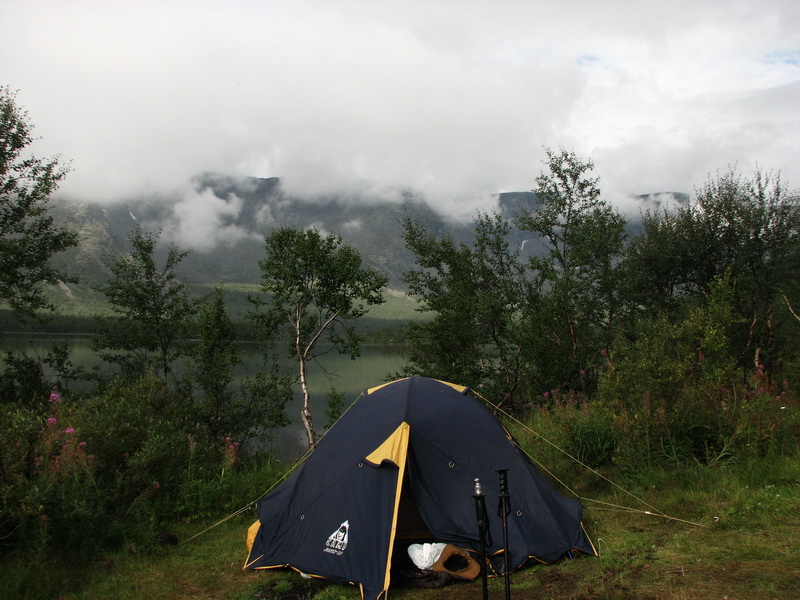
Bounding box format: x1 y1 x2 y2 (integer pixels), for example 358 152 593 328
250 227 386 448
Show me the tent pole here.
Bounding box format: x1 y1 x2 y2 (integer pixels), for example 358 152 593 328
472 478 490 600
497 469 511 600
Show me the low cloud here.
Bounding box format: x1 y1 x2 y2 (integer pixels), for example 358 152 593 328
342 219 363 232
162 187 260 252
1 0 798 219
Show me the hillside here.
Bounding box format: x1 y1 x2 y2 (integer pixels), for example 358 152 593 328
45 174 687 318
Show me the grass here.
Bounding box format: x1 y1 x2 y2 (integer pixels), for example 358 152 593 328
6 283 420 340
9 453 794 600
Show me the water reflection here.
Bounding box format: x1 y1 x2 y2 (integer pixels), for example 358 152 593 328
1 334 408 459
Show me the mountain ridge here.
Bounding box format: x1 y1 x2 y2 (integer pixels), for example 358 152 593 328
47 174 688 313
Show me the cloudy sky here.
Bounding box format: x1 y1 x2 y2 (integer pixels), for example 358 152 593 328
2 0 798 218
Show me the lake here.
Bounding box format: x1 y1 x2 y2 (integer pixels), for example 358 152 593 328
1 334 409 459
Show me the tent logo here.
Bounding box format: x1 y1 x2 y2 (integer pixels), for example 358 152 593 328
324 520 349 555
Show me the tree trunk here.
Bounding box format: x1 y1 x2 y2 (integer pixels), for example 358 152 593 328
565 307 578 358
298 354 317 448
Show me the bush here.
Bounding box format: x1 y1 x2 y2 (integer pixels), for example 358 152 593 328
0 390 107 554
0 350 49 407
0 373 290 563
599 283 799 469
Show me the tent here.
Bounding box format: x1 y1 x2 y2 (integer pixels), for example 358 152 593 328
244 376 596 599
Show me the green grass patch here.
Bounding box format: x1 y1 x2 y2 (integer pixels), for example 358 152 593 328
7 284 422 340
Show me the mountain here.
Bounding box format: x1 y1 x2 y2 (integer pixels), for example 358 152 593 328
52 175 540 289
47 174 688 317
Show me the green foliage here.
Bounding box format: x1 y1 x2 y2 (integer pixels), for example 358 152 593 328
187 287 255 443
600 276 799 468
241 360 294 432
249 226 387 447
176 452 286 522
0 348 49 406
0 392 111 554
0 340 90 407
515 390 617 471
0 372 291 567
515 147 627 391
324 387 345 429
0 86 79 322
93 226 196 381
400 149 629 401
192 288 239 400
401 210 533 407
560 398 617 469
623 166 800 375
43 341 91 389
396 154 798 472
253 226 387 358
56 377 191 533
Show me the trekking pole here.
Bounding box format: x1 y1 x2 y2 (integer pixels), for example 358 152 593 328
472 478 490 600
497 469 511 600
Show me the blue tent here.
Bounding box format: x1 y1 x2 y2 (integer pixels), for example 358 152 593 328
244 376 596 599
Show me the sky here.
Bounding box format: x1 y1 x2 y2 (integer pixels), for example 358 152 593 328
2 0 799 220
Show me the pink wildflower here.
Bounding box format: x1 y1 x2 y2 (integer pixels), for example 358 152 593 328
79 441 87 449
64 427 75 434
47 417 57 426
225 437 241 466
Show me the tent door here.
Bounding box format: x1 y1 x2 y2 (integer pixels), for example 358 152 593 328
395 465 433 541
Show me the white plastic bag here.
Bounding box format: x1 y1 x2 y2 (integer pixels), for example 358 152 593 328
407 542 447 570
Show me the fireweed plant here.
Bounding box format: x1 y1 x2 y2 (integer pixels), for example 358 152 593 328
0 376 289 565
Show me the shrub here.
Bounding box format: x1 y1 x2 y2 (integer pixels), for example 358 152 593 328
0 373 290 560
598 275 799 469
0 350 49 406
0 394 105 554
